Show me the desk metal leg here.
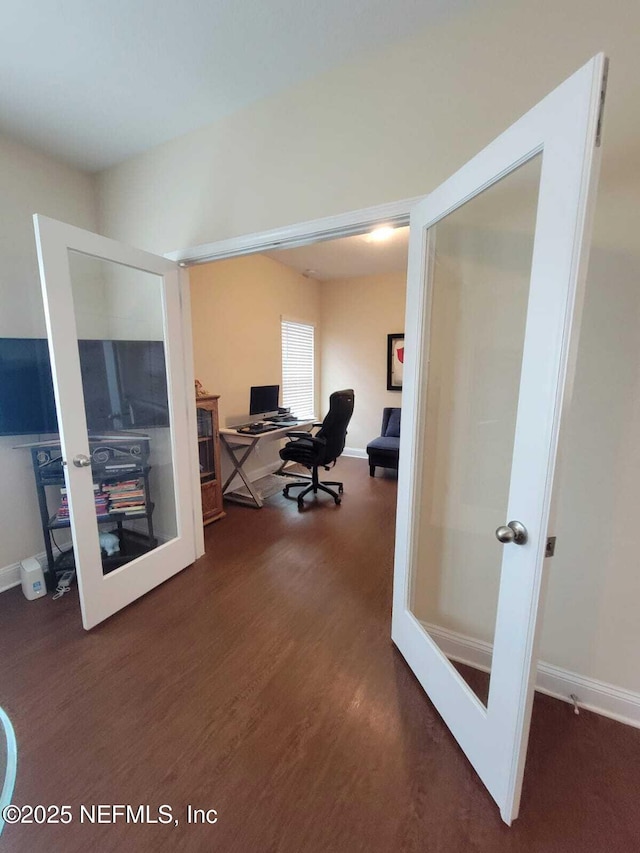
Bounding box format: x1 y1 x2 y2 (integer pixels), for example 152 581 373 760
220 437 264 508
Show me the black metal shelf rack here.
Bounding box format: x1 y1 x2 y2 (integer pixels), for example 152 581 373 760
28 434 157 589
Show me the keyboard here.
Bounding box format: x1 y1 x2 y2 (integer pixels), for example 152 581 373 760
237 423 280 435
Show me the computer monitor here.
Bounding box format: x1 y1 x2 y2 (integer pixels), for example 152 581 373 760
249 384 280 417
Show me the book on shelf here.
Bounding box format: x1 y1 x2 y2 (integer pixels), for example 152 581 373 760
103 478 146 515
102 481 140 492
55 486 110 522
55 479 148 523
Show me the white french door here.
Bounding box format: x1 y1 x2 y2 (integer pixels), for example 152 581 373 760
393 55 607 823
34 216 203 630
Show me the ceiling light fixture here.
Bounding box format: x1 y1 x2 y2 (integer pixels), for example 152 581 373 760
367 225 396 242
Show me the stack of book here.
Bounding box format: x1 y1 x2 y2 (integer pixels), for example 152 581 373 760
56 484 110 522
104 479 146 516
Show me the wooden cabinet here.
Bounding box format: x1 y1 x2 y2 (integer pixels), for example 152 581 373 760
196 395 225 525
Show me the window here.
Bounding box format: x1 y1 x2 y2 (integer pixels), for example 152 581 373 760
281 319 315 419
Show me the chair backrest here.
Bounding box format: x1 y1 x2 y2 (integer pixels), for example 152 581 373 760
316 389 355 464
381 407 401 437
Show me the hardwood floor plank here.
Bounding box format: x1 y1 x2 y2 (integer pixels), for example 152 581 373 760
0 458 638 852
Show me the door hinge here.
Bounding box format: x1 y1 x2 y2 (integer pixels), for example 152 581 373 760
545 536 556 558
595 57 609 148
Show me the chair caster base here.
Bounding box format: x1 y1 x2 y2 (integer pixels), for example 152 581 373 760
283 477 344 509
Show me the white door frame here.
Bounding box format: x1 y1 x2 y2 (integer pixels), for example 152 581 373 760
164 196 421 266
166 198 421 519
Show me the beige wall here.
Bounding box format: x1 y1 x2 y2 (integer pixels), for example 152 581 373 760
97 0 640 693
189 254 320 480
191 258 405 470
0 133 97 571
320 271 406 452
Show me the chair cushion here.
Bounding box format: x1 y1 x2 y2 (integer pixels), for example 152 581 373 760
385 409 401 437
366 435 400 453
280 437 318 467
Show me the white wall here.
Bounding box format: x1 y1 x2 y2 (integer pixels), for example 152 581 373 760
0 134 97 572
320 271 406 453
97 0 640 693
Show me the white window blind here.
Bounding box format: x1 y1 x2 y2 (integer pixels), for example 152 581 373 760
281 319 315 419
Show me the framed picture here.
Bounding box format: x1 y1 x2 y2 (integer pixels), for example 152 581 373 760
387 333 404 391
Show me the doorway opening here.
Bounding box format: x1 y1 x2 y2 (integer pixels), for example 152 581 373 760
187 223 410 508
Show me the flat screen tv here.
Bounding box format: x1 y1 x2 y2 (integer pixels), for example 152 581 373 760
249 384 279 416
0 338 170 436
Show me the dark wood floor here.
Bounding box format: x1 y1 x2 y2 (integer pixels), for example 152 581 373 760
1 457 639 852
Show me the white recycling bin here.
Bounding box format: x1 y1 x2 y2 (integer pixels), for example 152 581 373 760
20 557 47 600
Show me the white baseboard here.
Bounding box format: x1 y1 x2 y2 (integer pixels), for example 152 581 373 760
423 622 640 730
343 447 367 459
534 663 640 730
0 562 21 593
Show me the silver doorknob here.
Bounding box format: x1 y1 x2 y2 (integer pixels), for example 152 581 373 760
495 520 528 545
72 454 91 468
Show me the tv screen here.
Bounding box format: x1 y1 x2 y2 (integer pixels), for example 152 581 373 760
249 384 279 416
0 338 59 435
0 338 170 436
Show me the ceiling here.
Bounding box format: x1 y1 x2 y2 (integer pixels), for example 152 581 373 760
0 0 474 172
266 226 409 280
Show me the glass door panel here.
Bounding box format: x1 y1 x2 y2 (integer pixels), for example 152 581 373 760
67 251 178 574
197 407 216 484
410 154 542 705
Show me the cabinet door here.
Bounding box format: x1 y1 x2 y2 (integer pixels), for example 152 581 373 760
197 399 224 524
34 216 203 629
197 406 217 484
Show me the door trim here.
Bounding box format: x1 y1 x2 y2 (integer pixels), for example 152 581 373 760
165 196 421 266
179 266 205 559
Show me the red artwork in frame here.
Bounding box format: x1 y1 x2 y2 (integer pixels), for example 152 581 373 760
387 333 404 391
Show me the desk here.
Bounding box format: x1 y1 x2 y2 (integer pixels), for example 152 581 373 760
219 421 314 508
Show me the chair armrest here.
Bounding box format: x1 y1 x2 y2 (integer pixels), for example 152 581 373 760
284 432 327 449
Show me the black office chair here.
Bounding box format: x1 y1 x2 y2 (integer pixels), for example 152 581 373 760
280 389 355 508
